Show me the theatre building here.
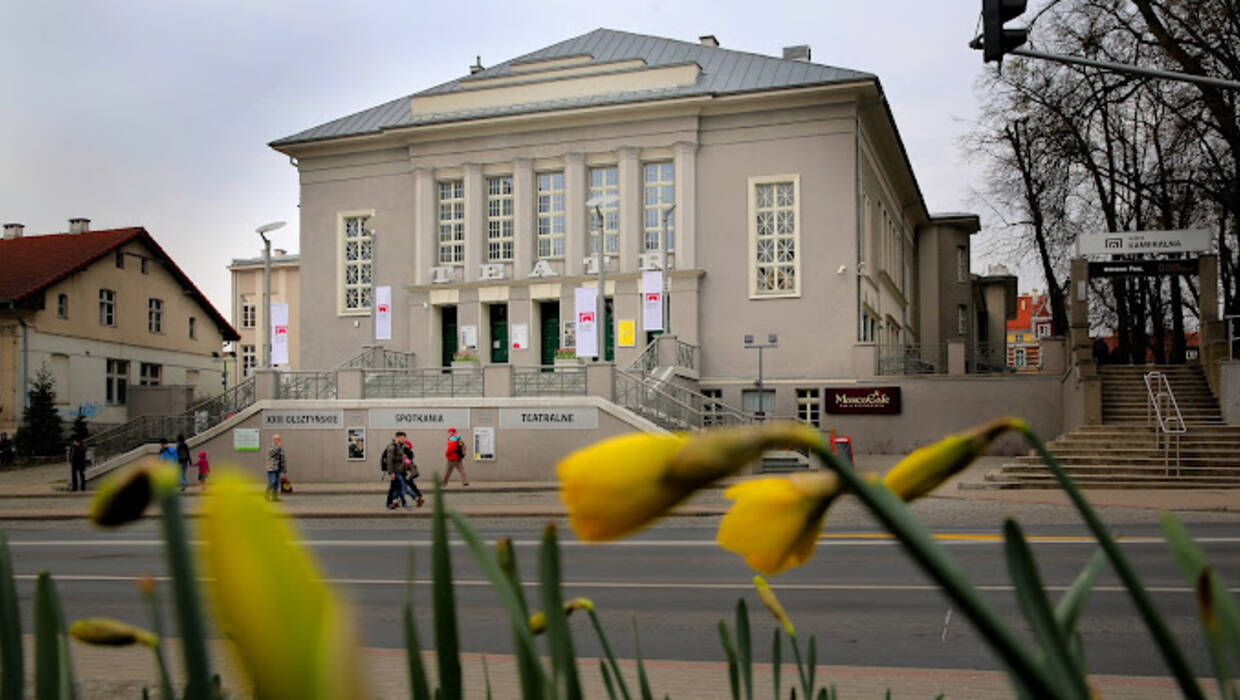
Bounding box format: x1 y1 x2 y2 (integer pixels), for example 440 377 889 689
270 28 999 424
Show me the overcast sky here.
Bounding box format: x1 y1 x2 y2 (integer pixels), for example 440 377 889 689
1 1 1023 319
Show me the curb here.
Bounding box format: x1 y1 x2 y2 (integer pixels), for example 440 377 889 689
0 506 730 522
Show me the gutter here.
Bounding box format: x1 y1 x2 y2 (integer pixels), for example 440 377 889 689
3 301 28 419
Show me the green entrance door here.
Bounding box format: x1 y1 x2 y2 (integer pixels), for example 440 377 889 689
539 301 559 366
441 305 458 368
604 297 615 362
490 304 508 363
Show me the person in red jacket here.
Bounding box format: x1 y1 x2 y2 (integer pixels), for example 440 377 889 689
442 427 469 487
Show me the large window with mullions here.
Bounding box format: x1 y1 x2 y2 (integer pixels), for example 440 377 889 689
340 214 373 313
748 175 800 297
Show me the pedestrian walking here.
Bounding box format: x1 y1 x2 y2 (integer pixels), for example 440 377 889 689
0 432 13 468
195 451 210 489
157 438 176 464
381 432 410 509
442 427 468 487
67 437 88 492
175 434 191 492
399 435 424 508
265 435 286 502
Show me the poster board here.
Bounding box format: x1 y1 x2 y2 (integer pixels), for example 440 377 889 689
473 426 496 461
617 319 635 347
347 427 366 461
511 323 529 351
233 428 260 452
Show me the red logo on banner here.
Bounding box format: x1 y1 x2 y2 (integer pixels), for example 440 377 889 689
377 304 390 313
579 311 595 323
645 292 661 302
274 325 288 336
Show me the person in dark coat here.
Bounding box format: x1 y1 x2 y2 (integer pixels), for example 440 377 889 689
67 438 88 492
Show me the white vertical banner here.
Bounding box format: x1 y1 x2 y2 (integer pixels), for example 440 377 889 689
270 302 290 365
374 285 392 340
642 270 664 332
574 286 598 358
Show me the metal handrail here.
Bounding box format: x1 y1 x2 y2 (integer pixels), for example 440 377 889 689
512 366 587 396
362 367 484 398
627 337 661 374
278 371 338 400
877 343 945 375
614 369 752 431
1144 371 1187 475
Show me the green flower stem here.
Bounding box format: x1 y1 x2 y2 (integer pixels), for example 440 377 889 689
1021 428 1206 700
809 443 1056 699
140 584 175 700
0 530 25 700
154 488 213 700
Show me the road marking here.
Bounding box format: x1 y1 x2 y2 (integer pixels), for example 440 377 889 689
12 535 1240 548
9 573 1238 595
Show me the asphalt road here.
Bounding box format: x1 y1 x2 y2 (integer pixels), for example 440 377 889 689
2 517 1236 678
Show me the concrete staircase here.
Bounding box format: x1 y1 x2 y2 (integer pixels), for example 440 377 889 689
974 364 1240 489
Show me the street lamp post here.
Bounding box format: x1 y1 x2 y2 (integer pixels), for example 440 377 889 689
743 333 779 420
660 203 676 335
255 221 287 370
586 194 619 361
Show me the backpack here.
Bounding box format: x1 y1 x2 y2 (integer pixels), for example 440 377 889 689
381 442 401 473
446 437 465 461
176 442 191 463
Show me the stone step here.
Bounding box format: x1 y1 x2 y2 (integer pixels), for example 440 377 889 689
1002 460 1240 474
1071 424 1240 434
1046 441 1240 452
1008 457 1240 469
963 475 1240 490
1102 397 1219 404
987 468 1240 483
1033 445 1240 457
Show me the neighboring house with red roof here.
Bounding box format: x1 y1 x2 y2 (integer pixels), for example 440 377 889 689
0 219 239 434
1006 291 1052 372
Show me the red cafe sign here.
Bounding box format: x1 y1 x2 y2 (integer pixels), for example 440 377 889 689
824 387 901 415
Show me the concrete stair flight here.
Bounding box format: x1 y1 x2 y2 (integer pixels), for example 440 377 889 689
972 364 1240 490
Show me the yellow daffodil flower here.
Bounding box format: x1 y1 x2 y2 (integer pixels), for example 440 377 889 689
528 597 597 635
882 417 1027 502
558 423 823 541
717 472 840 575
528 611 548 635
199 470 364 700
69 618 158 648
752 577 796 638
89 460 178 527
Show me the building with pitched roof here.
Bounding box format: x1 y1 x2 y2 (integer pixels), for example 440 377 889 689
270 29 994 421
0 220 240 433
1006 291 1051 371
228 250 301 377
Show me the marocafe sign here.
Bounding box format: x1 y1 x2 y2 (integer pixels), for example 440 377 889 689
825 387 901 415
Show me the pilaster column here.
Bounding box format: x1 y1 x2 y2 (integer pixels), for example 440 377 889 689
673 141 698 269
618 147 641 274
1200 254 1223 391
513 158 535 279
413 167 435 285
564 153 586 277
464 163 485 283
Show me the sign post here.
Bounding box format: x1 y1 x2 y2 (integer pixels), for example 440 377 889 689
1076 229 1210 257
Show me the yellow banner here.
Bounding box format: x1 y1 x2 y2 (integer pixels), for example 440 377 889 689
618 319 635 347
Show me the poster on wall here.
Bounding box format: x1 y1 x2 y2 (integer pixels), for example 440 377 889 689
270 302 290 365
511 323 529 351
574 286 598 358
460 325 478 350
347 427 366 461
824 387 902 415
642 270 664 331
617 319 635 347
473 426 496 461
374 285 392 340
563 321 576 349
233 428 260 452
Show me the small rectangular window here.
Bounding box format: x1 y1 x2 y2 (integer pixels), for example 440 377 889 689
588 166 619 255
106 359 128 404
57 294 68 319
139 362 161 386
701 389 724 427
1013 347 1027 367
241 345 257 377
189 317 197 340
742 389 776 418
487 175 514 262
241 303 256 329
148 298 164 333
643 162 675 252
115 251 125 269
957 305 968 336
141 258 150 275
99 289 116 326
796 388 821 428
751 178 799 296
536 172 566 259
956 246 968 283
437 181 465 264
342 215 373 311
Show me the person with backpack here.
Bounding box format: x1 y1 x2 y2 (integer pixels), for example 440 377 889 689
381 432 414 510
442 427 468 487
175 434 192 492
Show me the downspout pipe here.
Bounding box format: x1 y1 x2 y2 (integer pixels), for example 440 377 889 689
4 301 28 419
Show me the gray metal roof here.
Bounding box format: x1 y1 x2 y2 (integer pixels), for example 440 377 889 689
271 28 876 148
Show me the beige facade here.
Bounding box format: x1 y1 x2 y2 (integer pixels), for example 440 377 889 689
0 226 237 433
271 30 992 426
228 252 301 378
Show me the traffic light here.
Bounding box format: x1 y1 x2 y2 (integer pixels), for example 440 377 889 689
982 0 1028 63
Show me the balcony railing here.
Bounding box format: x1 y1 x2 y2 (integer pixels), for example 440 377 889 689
278 371 338 399
877 344 946 375
362 368 484 398
512 367 587 396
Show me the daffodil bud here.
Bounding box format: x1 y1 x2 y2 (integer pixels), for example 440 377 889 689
564 597 594 613
667 422 824 484
717 472 840 575
89 460 177 527
528 611 547 635
69 618 158 648
753 577 796 639
882 417 1026 502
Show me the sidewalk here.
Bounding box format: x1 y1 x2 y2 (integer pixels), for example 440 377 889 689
36 636 1217 699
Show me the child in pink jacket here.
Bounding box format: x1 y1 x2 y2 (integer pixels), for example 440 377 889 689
194 451 210 488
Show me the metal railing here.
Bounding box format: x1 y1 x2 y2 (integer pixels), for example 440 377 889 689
363 368 484 399
628 337 660 374
512 367 587 396
337 346 417 370
278 371 338 400
971 343 1011 374
877 344 945 375
626 335 700 376
615 369 752 432
1144 371 1187 474
675 338 699 374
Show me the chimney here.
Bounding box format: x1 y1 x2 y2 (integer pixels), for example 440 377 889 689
469 56 484 75
68 217 90 234
987 263 1011 276
782 45 811 62
2 223 23 240
699 35 719 48
274 248 288 257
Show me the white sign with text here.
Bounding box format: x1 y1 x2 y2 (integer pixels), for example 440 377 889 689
499 407 598 430
270 302 289 365
1076 229 1210 256
262 410 343 429
368 408 471 430
574 286 598 358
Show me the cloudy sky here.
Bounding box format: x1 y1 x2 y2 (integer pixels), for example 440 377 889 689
1 1 1020 318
